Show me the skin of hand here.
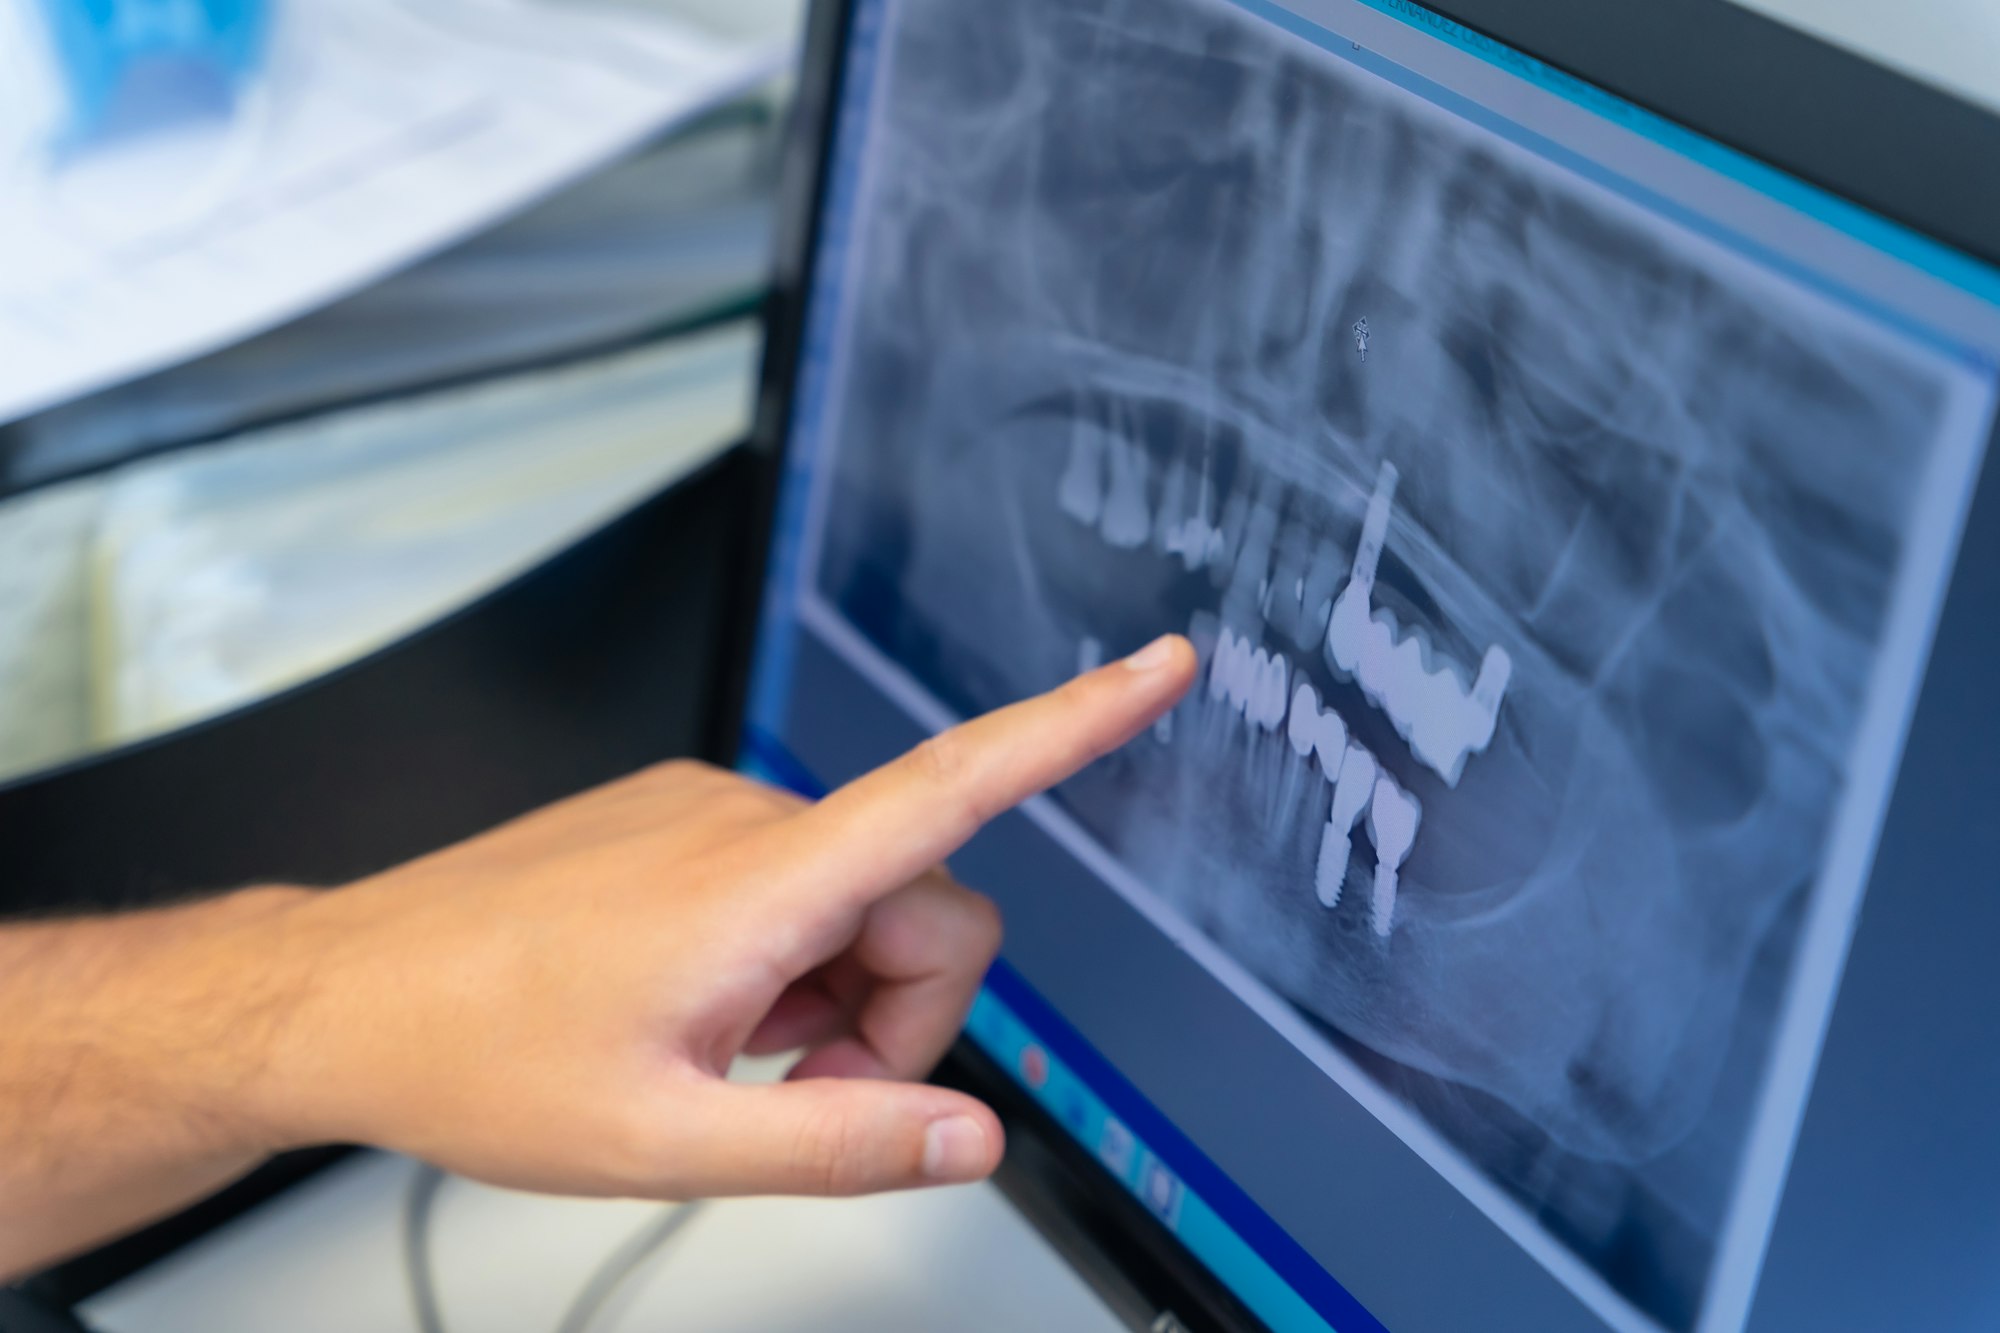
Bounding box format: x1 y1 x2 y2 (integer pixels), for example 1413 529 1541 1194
0 635 1196 1281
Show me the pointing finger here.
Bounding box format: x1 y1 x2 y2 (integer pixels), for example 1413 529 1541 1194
776 635 1195 911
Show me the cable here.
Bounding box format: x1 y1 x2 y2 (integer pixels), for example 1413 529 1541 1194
402 1158 702 1333
549 1202 706 1333
400 1162 451 1333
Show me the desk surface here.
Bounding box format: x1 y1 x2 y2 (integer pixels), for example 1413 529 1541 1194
81 1151 1125 1333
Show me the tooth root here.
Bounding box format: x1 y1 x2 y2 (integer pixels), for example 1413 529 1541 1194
1101 437 1152 549
1367 776 1421 939
1058 420 1106 526
1287 681 1321 759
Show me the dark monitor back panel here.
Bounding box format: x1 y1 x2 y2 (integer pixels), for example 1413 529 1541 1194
0 449 750 917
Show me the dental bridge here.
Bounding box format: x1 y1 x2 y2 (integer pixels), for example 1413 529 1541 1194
1064 443 1511 939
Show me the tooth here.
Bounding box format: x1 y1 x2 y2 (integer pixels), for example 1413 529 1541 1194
1216 632 1245 710
1240 644 1272 716
1367 776 1421 939
1473 645 1512 710
1208 484 1251 588
1207 627 1236 702
1468 644 1513 744
1175 451 1218 572
1332 743 1377 829
1256 651 1288 732
1267 512 1312 646
1058 419 1107 527
1101 437 1152 549
1225 632 1252 711
1153 455 1190 556
1224 476 1283 624
1187 609 1221 673
1297 539 1345 652
1316 743 1377 909
1287 681 1321 759
1312 707 1349 777
1078 636 1104 675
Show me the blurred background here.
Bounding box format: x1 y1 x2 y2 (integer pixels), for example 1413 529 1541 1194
2 0 1998 792
0 0 798 788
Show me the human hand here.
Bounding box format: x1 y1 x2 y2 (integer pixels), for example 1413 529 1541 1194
245 634 1195 1200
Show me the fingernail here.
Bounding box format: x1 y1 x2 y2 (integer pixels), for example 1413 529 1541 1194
922 1115 989 1182
1123 635 1177 672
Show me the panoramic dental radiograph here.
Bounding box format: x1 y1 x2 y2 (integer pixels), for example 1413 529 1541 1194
808 0 1973 1327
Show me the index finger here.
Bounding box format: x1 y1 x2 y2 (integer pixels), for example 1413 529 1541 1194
778 634 1196 908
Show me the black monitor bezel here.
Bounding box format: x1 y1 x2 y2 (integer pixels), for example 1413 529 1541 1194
720 0 2000 1329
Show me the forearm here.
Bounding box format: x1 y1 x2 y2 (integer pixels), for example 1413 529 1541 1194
0 888 316 1283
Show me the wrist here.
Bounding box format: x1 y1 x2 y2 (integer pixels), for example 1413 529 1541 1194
0 887 325 1278
224 879 409 1158
130 886 331 1160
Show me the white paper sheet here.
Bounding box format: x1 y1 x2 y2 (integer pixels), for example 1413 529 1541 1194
0 0 790 425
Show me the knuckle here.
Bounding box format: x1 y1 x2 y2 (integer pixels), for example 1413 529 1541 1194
713 781 780 820
906 733 992 830
634 757 714 794
791 1104 867 1196
907 731 968 790
652 757 708 781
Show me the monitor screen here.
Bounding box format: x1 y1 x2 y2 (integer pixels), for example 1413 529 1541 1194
739 1 2000 1330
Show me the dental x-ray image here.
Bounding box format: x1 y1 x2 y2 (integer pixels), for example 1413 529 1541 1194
804 0 1980 1328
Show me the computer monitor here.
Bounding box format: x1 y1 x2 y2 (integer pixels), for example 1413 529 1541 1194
727 1 2000 1330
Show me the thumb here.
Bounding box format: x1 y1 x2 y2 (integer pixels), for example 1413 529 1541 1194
671 1078 1005 1197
